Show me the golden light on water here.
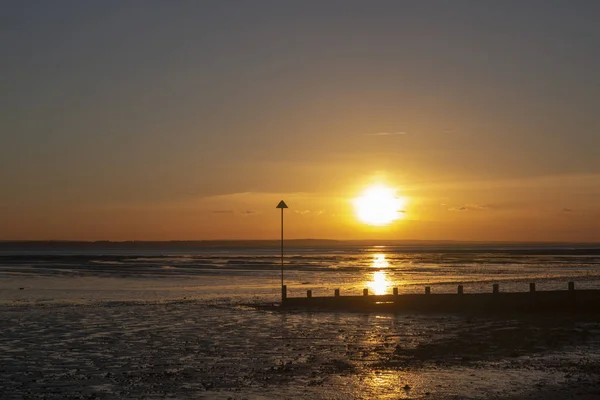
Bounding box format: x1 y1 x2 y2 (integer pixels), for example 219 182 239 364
347 370 426 399
368 253 392 295
369 271 390 295
353 184 407 226
373 253 389 268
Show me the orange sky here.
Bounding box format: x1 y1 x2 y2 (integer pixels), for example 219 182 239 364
2 2 600 242
4 172 600 242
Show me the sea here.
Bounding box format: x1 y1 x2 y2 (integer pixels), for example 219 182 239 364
2 241 600 399
1 241 600 305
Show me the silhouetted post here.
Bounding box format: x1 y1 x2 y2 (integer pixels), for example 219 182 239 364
334 289 340 297
457 285 464 295
425 286 431 295
363 288 369 296
282 285 287 300
307 289 312 298
568 281 575 291
493 284 499 294
393 287 398 296
529 282 536 292
276 200 288 302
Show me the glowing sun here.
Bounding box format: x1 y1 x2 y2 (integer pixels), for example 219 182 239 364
353 185 406 226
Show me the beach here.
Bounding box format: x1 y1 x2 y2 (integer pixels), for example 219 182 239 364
2 301 600 399
1 243 600 399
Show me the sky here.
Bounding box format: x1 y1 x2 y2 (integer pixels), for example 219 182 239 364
2 0 600 242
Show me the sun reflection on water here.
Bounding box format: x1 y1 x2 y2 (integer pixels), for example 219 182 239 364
347 370 425 399
368 253 391 295
373 253 389 269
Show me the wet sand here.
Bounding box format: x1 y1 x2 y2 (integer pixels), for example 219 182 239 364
1 300 600 399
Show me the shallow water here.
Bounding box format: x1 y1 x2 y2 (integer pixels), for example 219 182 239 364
1 244 600 399
2 244 600 305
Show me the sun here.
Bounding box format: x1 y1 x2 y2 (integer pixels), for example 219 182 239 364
353 184 406 226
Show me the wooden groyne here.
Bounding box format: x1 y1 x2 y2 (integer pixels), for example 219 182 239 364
280 282 600 313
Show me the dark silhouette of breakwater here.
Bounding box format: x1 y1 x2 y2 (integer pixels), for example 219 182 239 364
281 283 600 313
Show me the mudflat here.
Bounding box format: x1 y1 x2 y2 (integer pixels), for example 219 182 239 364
2 300 599 399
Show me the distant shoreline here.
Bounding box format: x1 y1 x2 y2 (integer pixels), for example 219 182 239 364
1 239 599 251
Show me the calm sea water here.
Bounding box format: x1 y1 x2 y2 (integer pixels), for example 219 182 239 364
1 243 600 305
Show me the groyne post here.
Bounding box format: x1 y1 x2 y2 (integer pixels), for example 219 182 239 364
363 289 369 296
569 281 575 291
530 282 536 292
307 290 312 298
425 286 431 295
493 283 499 294
282 285 287 301
458 285 464 295
334 289 340 297
393 287 399 296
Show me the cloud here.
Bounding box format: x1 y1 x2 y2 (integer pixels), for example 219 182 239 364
294 210 311 215
210 210 260 215
293 209 326 216
211 209 260 215
365 131 408 136
448 204 491 212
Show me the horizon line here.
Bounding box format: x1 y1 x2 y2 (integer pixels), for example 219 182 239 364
1 239 600 245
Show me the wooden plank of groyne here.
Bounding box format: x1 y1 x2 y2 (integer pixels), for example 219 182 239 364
280 288 600 314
